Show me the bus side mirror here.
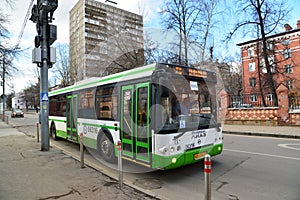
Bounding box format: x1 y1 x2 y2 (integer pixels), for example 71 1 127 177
159 77 170 97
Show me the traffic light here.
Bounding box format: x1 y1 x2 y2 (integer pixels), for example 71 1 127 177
38 0 58 14
29 5 39 23
30 0 57 66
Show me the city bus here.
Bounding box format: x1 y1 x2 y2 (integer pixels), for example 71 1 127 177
49 63 223 170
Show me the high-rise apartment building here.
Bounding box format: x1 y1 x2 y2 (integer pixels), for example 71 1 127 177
70 0 144 83
237 20 300 105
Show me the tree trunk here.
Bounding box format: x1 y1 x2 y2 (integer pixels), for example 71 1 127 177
256 0 278 106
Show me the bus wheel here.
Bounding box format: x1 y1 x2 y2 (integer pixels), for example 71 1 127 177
50 123 58 140
98 132 116 163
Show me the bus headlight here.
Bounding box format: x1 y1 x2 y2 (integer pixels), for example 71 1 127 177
170 146 175 152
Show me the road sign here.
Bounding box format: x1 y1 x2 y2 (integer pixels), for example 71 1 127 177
41 93 48 102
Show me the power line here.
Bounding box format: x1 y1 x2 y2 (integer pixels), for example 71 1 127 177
15 0 34 49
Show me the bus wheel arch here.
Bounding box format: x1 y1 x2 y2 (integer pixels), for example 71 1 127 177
97 129 116 163
50 121 58 140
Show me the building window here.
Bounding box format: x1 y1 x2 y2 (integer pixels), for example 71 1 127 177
283 48 291 59
286 80 293 90
250 94 257 102
248 47 254 57
266 93 273 102
261 55 275 73
248 62 255 72
249 78 256 87
285 64 292 74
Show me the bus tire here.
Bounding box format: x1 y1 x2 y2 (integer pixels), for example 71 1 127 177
50 123 58 140
98 131 116 163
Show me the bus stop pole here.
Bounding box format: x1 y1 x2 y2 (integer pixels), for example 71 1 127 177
80 133 84 168
117 140 123 189
204 154 212 200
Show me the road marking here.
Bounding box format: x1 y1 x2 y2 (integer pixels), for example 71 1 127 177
278 143 300 151
224 148 300 161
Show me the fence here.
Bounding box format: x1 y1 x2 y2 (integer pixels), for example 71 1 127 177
228 94 275 108
289 95 300 110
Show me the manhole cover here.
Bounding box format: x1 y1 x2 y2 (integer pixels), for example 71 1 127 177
133 178 162 190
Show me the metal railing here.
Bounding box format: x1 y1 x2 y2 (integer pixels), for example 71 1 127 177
228 94 275 108
289 95 300 110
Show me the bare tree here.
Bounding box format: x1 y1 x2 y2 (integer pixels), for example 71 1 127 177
160 0 199 65
23 82 40 110
104 30 144 75
226 0 290 106
160 0 220 65
1 0 21 93
198 0 219 63
217 61 242 95
51 43 70 87
144 31 181 64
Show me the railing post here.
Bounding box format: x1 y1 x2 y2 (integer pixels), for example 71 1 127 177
117 140 123 189
80 133 84 168
204 154 212 200
36 122 39 143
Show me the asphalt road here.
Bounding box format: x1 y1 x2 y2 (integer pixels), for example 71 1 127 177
9 112 300 200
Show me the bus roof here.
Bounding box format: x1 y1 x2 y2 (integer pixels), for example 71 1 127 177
49 63 216 96
49 63 156 96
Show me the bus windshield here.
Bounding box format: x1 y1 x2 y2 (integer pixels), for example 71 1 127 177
157 75 216 131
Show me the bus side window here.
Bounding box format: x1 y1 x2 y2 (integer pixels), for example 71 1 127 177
96 85 117 120
78 89 96 119
49 95 66 117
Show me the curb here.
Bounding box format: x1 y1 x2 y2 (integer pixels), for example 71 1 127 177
223 131 300 139
51 143 165 200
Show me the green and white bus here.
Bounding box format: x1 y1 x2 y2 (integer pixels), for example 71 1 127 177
49 63 223 170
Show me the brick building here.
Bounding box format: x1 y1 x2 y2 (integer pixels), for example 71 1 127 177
237 20 300 106
69 0 144 83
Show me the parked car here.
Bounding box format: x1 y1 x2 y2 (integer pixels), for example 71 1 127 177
11 108 24 118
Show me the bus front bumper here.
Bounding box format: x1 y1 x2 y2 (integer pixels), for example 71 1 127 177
153 143 223 170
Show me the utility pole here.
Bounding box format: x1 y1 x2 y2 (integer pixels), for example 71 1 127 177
2 57 5 121
30 0 57 151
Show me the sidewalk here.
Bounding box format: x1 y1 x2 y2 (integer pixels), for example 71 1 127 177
223 124 300 139
0 121 157 200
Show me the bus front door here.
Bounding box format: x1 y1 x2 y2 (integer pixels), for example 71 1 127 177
121 83 151 165
66 94 78 141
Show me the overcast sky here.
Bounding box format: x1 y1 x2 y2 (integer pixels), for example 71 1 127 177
2 0 300 93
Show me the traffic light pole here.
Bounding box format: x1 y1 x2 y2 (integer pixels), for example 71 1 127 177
30 0 57 151
40 20 49 151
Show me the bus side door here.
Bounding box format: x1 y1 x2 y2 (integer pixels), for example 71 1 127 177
66 94 78 141
121 83 151 165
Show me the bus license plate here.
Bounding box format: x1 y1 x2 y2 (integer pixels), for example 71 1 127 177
194 152 207 160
